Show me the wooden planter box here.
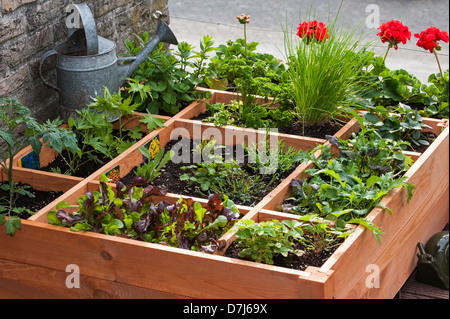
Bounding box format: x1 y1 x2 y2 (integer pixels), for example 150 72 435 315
0 104 448 298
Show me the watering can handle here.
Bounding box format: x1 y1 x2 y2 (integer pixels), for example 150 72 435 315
39 49 60 92
66 3 99 55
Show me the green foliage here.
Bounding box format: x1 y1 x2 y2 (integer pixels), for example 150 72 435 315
47 176 241 252
354 53 449 119
281 4 371 128
280 115 416 243
136 147 174 183
0 98 70 235
234 219 305 264
44 87 165 176
360 104 433 149
180 139 267 205
123 34 213 115
180 137 305 206
234 215 350 265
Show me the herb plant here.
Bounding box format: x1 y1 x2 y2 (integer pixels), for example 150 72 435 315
233 215 350 265
0 98 75 235
123 33 213 115
136 147 174 183
47 174 241 253
281 3 371 130
234 219 305 265
280 115 416 242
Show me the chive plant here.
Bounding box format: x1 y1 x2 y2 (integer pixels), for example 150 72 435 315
281 1 372 132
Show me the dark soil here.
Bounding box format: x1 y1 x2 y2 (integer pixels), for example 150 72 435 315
120 138 299 207
0 182 63 219
192 110 343 139
407 131 437 153
224 240 338 271
39 146 111 178
279 119 343 139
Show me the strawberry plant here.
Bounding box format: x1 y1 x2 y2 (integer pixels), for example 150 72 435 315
280 115 416 243
233 215 350 265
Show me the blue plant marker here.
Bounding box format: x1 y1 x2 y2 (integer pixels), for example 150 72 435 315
20 151 40 170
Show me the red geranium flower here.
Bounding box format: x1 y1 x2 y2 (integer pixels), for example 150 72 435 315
297 20 330 44
377 20 411 50
414 26 449 53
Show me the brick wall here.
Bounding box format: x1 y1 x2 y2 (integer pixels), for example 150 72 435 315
0 0 169 122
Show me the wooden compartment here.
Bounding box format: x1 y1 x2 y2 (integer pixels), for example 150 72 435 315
81 117 334 212
254 121 449 299
12 113 170 179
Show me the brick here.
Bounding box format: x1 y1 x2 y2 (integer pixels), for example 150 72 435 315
0 65 29 95
5 26 53 67
26 0 64 30
0 15 26 43
93 0 128 17
2 0 37 13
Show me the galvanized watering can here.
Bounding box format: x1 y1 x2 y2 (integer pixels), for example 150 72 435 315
416 231 449 290
39 3 178 121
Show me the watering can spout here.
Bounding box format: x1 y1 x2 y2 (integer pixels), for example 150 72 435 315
119 19 178 82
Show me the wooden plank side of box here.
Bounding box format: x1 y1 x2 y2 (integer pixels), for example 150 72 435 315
320 126 449 299
0 258 190 299
1 167 83 193
12 114 168 174
0 219 333 299
345 184 449 298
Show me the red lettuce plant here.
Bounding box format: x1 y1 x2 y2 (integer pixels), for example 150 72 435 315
47 174 241 253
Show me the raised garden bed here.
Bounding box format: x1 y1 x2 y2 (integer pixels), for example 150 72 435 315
1 109 447 298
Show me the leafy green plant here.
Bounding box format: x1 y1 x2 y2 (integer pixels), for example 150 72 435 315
123 34 213 115
234 219 305 264
280 115 416 243
180 138 268 205
359 104 433 149
47 175 241 253
281 2 371 130
354 52 449 119
45 86 165 176
136 147 174 183
0 98 74 235
233 215 350 265
244 135 305 176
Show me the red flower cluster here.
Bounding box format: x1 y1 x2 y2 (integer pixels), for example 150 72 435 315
377 20 411 50
414 26 449 53
237 13 250 25
297 20 330 44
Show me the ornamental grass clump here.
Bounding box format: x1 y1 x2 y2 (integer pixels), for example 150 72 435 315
281 3 371 131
